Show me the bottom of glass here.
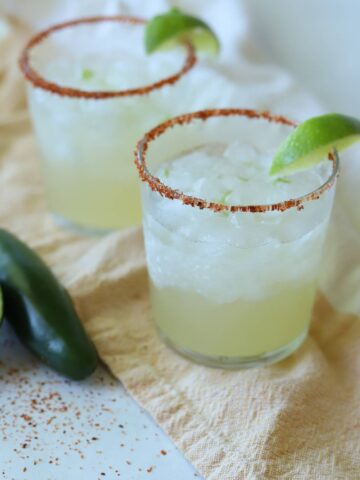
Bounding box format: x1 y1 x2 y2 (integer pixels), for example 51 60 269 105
52 213 115 237
158 329 308 369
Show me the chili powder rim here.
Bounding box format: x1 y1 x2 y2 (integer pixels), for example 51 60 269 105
19 16 197 100
135 108 339 213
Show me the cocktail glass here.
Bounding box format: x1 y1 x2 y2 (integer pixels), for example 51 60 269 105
20 16 196 234
135 109 339 368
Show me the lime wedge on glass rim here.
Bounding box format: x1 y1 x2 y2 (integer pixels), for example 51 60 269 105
270 113 360 176
145 8 220 55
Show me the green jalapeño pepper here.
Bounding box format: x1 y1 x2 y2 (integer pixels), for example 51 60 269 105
0 285 4 327
0 228 98 380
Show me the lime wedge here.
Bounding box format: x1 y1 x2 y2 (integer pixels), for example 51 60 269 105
145 8 220 55
270 113 360 175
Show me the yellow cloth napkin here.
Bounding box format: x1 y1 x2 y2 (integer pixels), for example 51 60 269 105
1 18 360 480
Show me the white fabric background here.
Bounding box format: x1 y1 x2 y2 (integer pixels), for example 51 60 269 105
1 0 360 331
244 0 360 118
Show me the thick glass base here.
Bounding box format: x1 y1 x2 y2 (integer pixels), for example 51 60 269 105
52 213 115 237
158 329 308 369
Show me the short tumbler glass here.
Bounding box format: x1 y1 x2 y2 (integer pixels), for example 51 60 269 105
135 109 339 368
20 16 196 234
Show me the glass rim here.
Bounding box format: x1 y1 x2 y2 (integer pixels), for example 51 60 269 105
135 108 340 214
19 15 197 100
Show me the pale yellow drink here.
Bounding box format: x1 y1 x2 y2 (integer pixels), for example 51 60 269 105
29 90 150 230
22 18 195 233
138 112 338 367
151 282 316 358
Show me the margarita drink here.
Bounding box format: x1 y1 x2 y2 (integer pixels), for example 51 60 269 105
136 110 338 367
20 17 195 233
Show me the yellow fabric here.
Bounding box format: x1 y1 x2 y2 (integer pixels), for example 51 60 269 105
1 19 360 480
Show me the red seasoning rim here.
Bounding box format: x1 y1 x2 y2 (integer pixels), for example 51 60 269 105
135 108 340 213
19 16 197 100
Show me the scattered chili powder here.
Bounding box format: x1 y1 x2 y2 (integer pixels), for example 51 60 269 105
46 416 56 425
21 414 32 423
8 368 19 375
1 348 169 476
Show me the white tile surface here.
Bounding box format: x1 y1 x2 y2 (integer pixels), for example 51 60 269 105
0 323 200 480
